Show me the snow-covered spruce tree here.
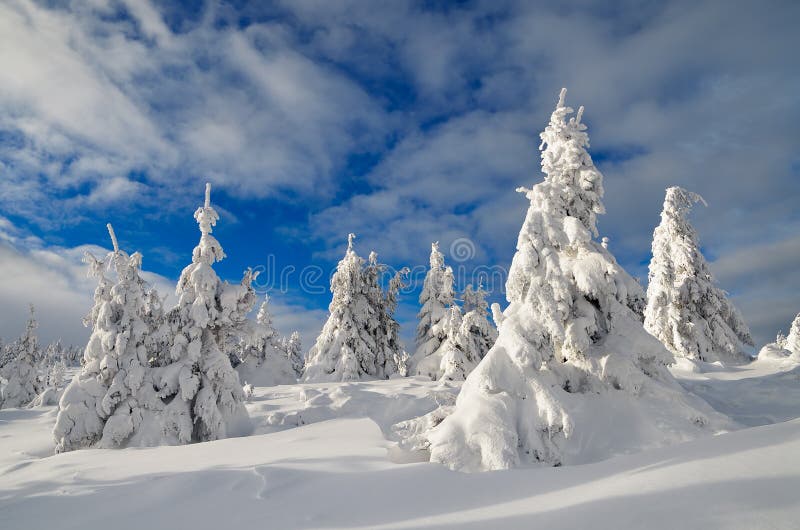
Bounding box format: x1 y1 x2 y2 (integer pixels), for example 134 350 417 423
235 296 296 387
644 187 754 364
54 224 164 452
416 243 455 355
156 183 255 443
785 313 800 357
304 234 404 382
384 265 411 377
284 331 304 379
437 305 472 381
303 235 368 382
364 251 409 379
460 284 498 362
411 242 455 377
0 305 42 409
406 89 727 471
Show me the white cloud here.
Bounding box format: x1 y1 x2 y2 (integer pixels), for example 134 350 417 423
0 219 175 346
0 0 391 223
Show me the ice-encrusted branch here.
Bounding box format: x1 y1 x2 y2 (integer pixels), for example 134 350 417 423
107 223 119 253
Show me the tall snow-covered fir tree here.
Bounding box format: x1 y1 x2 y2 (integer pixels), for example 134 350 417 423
364 251 409 379
304 234 371 382
53 225 163 452
411 242 455 377
0 304 42 409
404 89 727 471
304 234 405 382
155 183 255 443
644 186 754 364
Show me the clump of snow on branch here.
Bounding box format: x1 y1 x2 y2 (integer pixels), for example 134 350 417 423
644 186 754 364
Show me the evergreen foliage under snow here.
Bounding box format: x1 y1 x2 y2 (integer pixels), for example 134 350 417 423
0 305 42 409
304 235 407 382
402 89 729 471
53 225 164 452
235 296 297 387
644 186 754 364
154 184 255 444
411 243 455 377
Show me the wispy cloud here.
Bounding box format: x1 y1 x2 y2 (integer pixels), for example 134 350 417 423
0 0 797 349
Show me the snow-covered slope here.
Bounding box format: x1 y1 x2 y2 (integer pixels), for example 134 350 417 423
1 365 799 529
671 357 800 427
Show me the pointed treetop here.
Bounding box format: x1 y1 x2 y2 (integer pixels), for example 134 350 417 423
347 233 356 252
429 241 445 270
575 105 584 125
194 182 220 237
664 186 708 217
107 223 119 253
557 87 567 108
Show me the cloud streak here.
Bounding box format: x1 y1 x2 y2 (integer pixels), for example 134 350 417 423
0 0 797 350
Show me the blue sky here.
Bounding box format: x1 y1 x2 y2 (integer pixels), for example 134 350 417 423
0 0 798 351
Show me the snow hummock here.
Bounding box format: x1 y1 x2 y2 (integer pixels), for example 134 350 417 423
1 367 800 529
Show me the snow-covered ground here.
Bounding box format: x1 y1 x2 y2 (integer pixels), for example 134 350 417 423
2 362 799 529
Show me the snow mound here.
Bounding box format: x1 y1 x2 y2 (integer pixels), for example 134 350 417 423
1 397 799 530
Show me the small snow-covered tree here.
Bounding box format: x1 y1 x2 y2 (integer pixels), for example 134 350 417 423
364 252 409 379
235 296 296 387
785 313 800 356
304 234 375 382
305 235 406 381
54 224 163 452
644 186 754 364
411 242 455 375
284 331 304 379
405 89 726 471
47 357 67 390
384 265 411 377
156 184 255 443
437 305 471 381
460 284 498 362
0 305 42 409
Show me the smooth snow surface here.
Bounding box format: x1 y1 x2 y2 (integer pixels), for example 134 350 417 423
2 362 800 529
